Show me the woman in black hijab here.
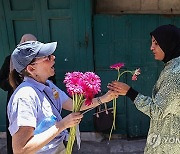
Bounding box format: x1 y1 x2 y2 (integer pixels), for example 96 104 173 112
108 24 180 154
150 24 180 63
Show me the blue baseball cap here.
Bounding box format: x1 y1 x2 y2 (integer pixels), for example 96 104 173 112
11 41 57 73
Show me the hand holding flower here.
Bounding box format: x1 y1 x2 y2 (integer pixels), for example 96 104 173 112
108 81 130 96
100 90 119 103
59 112 83 129
108 63 141 140
64 71 101 154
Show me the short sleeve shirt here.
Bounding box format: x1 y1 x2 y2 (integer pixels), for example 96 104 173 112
7 77 69 153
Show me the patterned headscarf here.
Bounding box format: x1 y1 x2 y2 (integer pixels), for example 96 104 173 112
150 24 180 63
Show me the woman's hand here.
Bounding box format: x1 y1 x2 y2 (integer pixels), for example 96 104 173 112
100 90 119 103
58 112 83 129
107 81 130 96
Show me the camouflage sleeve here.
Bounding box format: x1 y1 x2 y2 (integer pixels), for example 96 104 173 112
134 71 180 119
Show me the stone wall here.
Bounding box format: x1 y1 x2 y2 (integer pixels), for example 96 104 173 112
96 0 180 14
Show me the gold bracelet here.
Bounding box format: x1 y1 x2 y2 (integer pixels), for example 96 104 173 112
97 97 102 105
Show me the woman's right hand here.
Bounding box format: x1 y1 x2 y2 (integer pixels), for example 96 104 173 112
58 112 83 129
100 90 119 103
107 81 130 96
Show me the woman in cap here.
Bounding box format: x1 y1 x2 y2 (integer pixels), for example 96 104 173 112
108 24 180 153
0 34 37 154
8 41 117 154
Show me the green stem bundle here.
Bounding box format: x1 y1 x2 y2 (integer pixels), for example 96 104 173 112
66 94 83 154
109 70 133 140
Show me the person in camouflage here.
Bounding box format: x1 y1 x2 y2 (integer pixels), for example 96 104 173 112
108 24 180 154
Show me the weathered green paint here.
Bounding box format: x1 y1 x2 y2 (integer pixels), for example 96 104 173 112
94 14 180 137
0 0 10 131
0 0 94 131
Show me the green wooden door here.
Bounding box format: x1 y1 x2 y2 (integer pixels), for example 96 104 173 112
93 14 180 137
0 0 10 131
0 0 93 131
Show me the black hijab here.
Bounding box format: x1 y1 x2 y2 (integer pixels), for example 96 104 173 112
150 24 180 63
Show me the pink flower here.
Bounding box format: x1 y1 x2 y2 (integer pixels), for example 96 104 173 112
64 71 101 106
82 72 101 94
84 92 94 106
66 84 84 96
64 72 84 96
108 64 141 140
134 68 141 76
82 72 101 106
64 71 102 153
132 74 138 81
110 63 125 70
132 68 141 81
64 72 83 84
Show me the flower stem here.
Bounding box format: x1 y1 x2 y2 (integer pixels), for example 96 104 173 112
110 70 133 140
117 70 133 81
109 98 116 140
66 94 84 154
113 98 116 129
72 94 75 112
117 69 120 81
66 126 76 154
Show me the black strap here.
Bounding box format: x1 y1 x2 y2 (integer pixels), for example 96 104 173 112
126 87 139 102
43 90 60 114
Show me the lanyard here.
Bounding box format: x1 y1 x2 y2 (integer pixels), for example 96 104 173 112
43 90 60 114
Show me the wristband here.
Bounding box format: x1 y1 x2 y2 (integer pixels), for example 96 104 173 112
97 97 102 105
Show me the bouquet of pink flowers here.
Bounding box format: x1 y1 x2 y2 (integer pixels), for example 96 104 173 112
109 63 141 140
64 71 101 154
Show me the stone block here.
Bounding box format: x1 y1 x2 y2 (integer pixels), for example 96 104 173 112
96 0 141 13
96 0 115 12
114 0 141 11
159 0 180 11
141 0 158 11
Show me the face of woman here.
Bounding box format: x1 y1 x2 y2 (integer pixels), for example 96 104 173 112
150 36 165 61
28 55 56 83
